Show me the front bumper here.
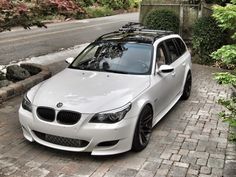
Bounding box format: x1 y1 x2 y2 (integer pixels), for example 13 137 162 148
19 106 137 155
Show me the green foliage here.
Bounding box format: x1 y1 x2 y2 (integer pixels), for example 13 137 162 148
79 0 140 9
98 0 128 10
39 0 85 17
229 132 236 141
214 72 236 85
0 0 139 32
211 1 236 67
212 0 236 75
212 0 236 141
211 44 236 66
218 99 236 126
129 0 140 8
218 97 236 141
85 6 113 18
192 16 226 64
0 0 46 32
212 2 236 33
77 0 95 7
144 9 180 33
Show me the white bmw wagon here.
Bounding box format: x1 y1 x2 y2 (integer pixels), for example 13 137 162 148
19 23 192 155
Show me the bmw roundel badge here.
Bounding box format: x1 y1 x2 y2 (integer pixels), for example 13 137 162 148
56 102 63 108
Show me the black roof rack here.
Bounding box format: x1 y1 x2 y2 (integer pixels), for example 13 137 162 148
95 22 174 43
95 31 120 42
119 22 144 32
119 22 173 34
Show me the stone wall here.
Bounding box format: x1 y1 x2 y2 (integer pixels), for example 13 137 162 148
140 0 212 40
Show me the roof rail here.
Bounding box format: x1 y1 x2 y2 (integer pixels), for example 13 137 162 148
94 22 175 42
94 31 120 41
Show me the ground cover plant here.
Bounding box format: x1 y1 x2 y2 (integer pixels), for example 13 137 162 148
211 0 236 141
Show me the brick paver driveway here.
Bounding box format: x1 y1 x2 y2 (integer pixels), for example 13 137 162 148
0 63 235 177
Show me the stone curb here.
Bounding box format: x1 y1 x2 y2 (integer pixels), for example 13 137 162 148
0 63 51 104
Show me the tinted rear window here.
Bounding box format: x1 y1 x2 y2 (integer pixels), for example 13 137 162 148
165 39 180 63
175 38 186 55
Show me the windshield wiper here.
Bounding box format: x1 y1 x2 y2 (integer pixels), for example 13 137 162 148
105 70 130 74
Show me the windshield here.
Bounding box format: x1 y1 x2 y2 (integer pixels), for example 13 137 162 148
70 42 153 75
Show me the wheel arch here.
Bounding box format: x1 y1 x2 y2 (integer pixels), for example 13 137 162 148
182 68 192 92
131 101 154 151
131 99 154 134
135 99 154 120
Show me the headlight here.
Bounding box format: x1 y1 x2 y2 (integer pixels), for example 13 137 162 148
22 94 32 112
90 103 132 123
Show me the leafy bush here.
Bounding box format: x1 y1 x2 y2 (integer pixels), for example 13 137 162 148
0 0 138 32
127 0 140 8
211 1 236 68
218 97 236 141
215 72 236 85
192 16 226 64
0 0 45 32
144 9 180 33
212 0 236 142
211 44 236 68
85 6 113 18
77 0 95 7
98 0 137 10
39 0 85 17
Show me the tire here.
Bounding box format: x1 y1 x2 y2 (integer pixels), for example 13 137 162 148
132 105 153 152
181 72 192 100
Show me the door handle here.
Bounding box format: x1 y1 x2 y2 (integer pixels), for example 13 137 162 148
182 62 186 66
171 72 176 77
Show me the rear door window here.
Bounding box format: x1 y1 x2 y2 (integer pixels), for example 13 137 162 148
174 38 187 56
164 39 180 63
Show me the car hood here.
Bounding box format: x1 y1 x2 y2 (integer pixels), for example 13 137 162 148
31 68 150 113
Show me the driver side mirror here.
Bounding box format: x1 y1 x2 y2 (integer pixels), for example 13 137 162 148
65 57 74 64
159 65 174 73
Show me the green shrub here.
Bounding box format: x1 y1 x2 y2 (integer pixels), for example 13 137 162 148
0 0 45 32
218 97 236 141
129 0 140 8
98 0 135 10
144 9 180 33
192 16 226 64
39 0 85 18
212 0 236 142
85 6 113 18
77 0 95 7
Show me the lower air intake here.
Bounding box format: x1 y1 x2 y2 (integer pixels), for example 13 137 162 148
33 131 89 148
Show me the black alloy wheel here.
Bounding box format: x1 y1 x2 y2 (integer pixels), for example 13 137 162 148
181 72 192 100
132 105 153 152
